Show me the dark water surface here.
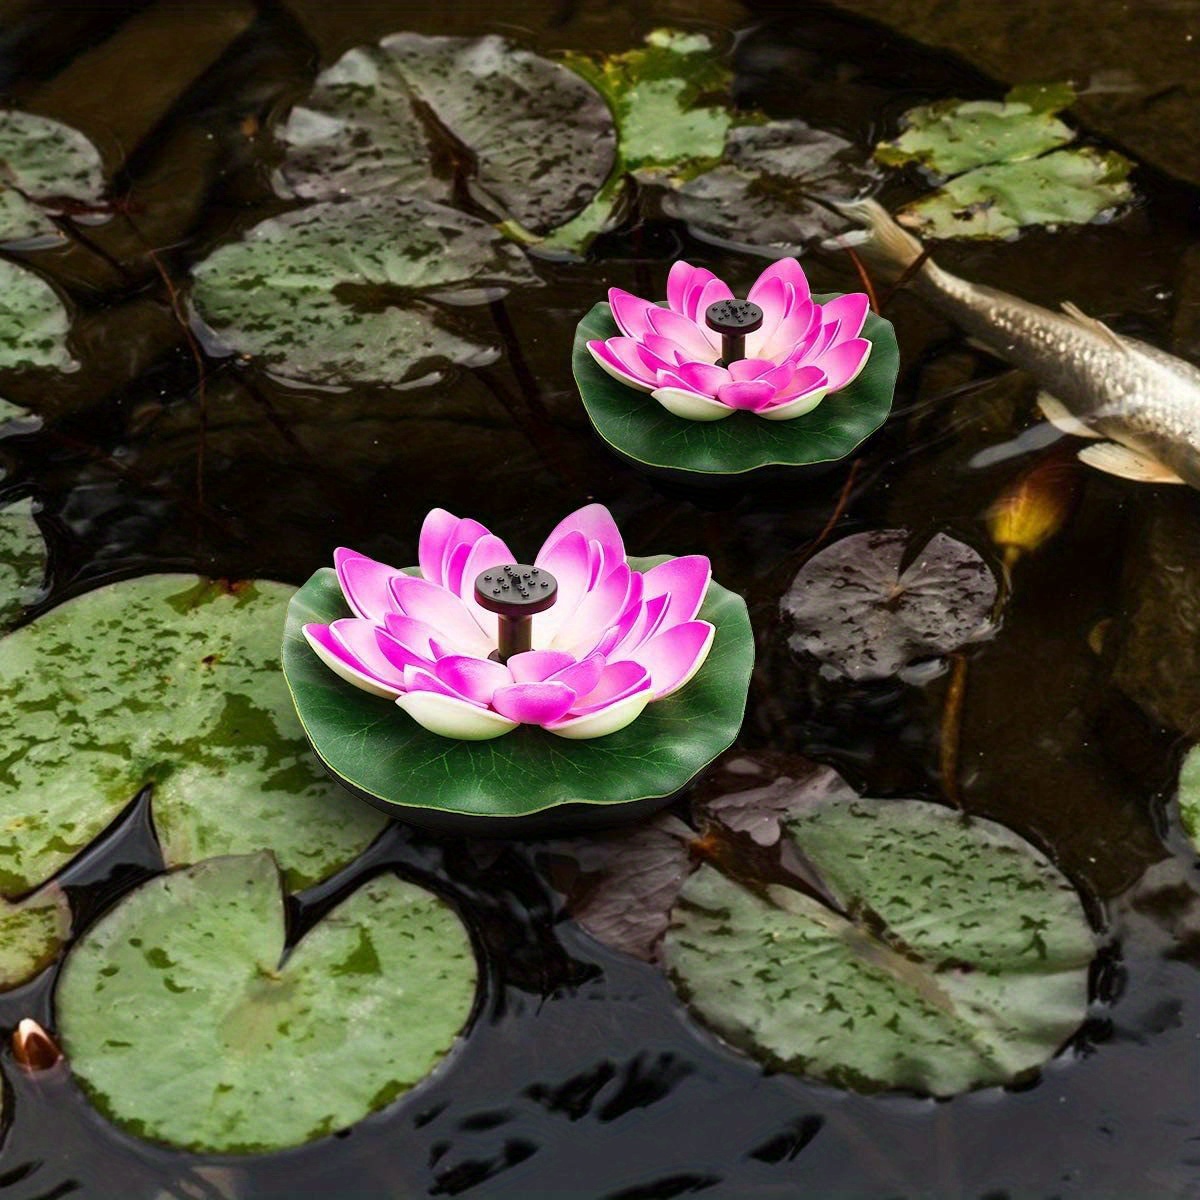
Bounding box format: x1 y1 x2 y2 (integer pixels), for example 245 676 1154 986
0 1 1198 1197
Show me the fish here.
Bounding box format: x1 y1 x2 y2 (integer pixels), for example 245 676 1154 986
835 198 1200 488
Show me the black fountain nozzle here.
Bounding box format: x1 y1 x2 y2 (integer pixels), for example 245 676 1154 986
705 299 764 367
473 564 557 663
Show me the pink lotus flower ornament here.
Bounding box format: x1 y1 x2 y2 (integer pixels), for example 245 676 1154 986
586 258 872 422
303 505 715 742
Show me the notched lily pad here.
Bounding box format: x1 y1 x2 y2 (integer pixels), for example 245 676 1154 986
0 258 77 371
58 853 477 1153
0 110 107 245
0 575 387 896
278 33 615 237
663 786 1095 1096
190 196 537 387
781 529 999 680
663 120 878 253
0 494 48 629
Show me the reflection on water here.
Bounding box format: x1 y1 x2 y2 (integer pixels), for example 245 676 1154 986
0 0 1198 1197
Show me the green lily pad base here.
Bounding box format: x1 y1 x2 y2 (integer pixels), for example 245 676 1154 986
572 298 899 486
282 557 754 835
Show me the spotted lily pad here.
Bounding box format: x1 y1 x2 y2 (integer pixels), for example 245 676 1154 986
0 886 69 990
572 299 898 480
282 556 753 832
663 787 1095 1096
662 120 878 253
58 854 476 1153
190 196 537 387
0 258 77 371
781 529 999 680
0 495 48 629
277 33 615 237
0 110 107 245
0 576 387 896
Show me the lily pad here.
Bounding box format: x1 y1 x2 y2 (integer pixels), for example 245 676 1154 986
0 495 48 629
277 34 615 237
190 196 537 387
0 885 70 989
781 529 998 680
899 149 1134 241
662 120 878 253
876 92 1075 178
0 576 387 896
58 853 476 1153
663 791 1095 1096
1176 746 1200 851
282 557 753 832
572 299 898 480
0 110 107 245
0 258 77 371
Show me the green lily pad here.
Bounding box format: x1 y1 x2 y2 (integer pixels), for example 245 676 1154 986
190 195 538 387
876 93 1075 178
0 885 69 989
282 556 753 832
58 853 476 1153
0 110 107 245
0 258 77 371
0 576 387 896
663 792 1095 1096
662 120 878 254
1176 746 1200 851
572 299 898 480
277 34 615 237
899 148 1134 241
0 495 48 629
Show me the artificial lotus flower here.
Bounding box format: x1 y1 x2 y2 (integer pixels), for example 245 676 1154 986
587 258 872 422
303 504 715 742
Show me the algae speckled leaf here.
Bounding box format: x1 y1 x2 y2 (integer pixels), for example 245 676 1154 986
664 796 1095 1096
190 196 537 387
0 495 48 629
0 259 76 371
0 110 106 245
0 576 386 895
0 885 69 990
278 34 615 236
58 854 477 1153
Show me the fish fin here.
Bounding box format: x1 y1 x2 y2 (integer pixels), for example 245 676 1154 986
1077 442 1185 484
1060 301 1129 352
830 198 926 281
1036 391 1101 438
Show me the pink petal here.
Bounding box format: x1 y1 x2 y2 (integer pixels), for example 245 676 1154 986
533 529 591 644
434 655 511 705
765 364 828 404
550 654 606 698
748 258 811 309
727 357 778 382
751 299 819 361
442 518 490 593
545 686 652 739
628 621 716 698
669 361 729 397
588 337 669 391
692 277 736 325
570 660 653 715
640 556 712 627
491 681 576 725
745 274 790 347
817 292 870 340
333 548 400 622
608 288 659 340
538 504 625 567
608 591 671 657
458 533 517 634
716 379 777 412
507 649 576 683
329 618 409 690
381 613 440 659
812 337 872 392
646 307 721 360
389 574 493 657
402 665 477 702
552 563 640 654
303 622 400 698
418 509 459 586
375 627 437 676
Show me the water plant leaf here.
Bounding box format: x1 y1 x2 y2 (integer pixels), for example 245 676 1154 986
190 196 537 387
277 34 615 237
0 576 387 896
0 495 48 629
0 110 106 245
899 149 1134 241
57 854 476 1153
0 258 77 371
535 814 696 961
662 120 878 253
0 885 69 990
781 529 998 680
572 299 898 479
1176 746 1200 851
663 791 1095 1096
876 92 1075 178
282 556 753 829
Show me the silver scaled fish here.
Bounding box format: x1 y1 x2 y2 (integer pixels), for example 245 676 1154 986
838 198 1200 488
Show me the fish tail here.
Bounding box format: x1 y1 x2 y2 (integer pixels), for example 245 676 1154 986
831 198 930 283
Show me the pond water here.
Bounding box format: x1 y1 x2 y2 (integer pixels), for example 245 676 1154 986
0 1 1198 1197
